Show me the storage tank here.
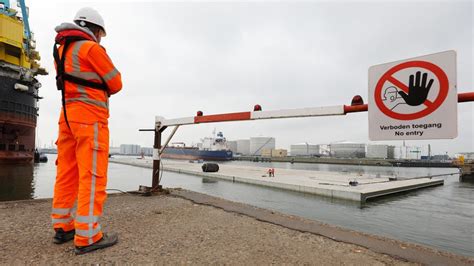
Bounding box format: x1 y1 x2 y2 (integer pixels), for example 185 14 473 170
366 144 395 159
330 142 365 158
250 137 275 156
236 139 250 155
290 143 320 156
227 141 238 154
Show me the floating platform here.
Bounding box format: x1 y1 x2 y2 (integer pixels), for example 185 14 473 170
235 155 457 168
110 158 444 202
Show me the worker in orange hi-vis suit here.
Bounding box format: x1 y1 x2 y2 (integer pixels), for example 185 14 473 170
51 7 122 255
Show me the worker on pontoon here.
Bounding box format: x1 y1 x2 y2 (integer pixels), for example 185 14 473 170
51 7 122 255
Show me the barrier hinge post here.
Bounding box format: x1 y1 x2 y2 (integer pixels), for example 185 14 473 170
152 121 163 190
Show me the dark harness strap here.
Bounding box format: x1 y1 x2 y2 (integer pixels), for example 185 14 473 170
62 73 108 90
53 36 109 128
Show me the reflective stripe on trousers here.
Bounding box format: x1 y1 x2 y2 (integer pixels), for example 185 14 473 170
76 224 101 238
52 207 73 216
52 217 74 224
87 122 99 245
76 215 99 224
52 207 74 226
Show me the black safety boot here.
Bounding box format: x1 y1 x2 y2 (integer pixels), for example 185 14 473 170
53 228 75 244
74 232 118 255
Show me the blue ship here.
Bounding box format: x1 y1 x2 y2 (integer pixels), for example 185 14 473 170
162 147 233 161
162 131 233 161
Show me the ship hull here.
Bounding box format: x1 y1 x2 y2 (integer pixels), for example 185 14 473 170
0 74 39 164
162 147 233 161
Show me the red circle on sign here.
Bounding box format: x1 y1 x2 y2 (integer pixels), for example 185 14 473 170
374 60 449 120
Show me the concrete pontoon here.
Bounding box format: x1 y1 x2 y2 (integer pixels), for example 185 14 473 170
110 158 445 202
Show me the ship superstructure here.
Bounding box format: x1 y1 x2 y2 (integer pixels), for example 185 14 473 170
0 0 47 163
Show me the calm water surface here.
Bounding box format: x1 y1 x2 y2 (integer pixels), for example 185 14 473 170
1 154 472 257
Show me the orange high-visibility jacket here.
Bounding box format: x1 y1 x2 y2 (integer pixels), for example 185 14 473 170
56 26 122 124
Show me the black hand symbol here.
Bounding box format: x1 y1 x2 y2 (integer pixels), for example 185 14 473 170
398 71 434 106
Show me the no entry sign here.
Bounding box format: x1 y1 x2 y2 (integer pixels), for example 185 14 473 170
368 51 457 140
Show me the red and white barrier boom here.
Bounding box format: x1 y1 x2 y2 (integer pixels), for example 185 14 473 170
139 92 474 192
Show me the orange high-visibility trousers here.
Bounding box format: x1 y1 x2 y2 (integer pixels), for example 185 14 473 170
52 121 109 247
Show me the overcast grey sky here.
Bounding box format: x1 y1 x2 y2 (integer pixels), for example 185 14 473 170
28 0 472 155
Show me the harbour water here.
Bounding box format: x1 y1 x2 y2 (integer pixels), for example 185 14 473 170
1 154 472 257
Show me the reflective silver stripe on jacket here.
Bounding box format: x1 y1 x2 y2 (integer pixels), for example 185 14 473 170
66 97 108 109
76 215 99 224
103 68 119 82
71 41 88 97
71 41 87 71
76 225 102 238
77 85 87 97
67 41 108 107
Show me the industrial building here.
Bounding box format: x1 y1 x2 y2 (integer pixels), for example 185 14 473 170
396 146 423 159
330 142 366 158
120 144 141 155
109 146 120 155
457 152 474 160
261 148 288 158
236 139 250 155
290 143 321 156
250 137 275 156
141 147 154 156
366 144 395 159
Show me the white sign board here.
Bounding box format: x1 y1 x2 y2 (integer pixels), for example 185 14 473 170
368 50 457 140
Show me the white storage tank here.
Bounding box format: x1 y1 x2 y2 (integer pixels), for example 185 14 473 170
366 144 395 159
290 143 320 156
250 137 275 156
227 141 238 154
330 142 365 158
236 139 250 155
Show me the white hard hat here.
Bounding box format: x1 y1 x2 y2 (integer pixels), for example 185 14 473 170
74 7 106 36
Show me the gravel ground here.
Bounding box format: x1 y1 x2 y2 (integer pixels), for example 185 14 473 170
0 191 438 265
